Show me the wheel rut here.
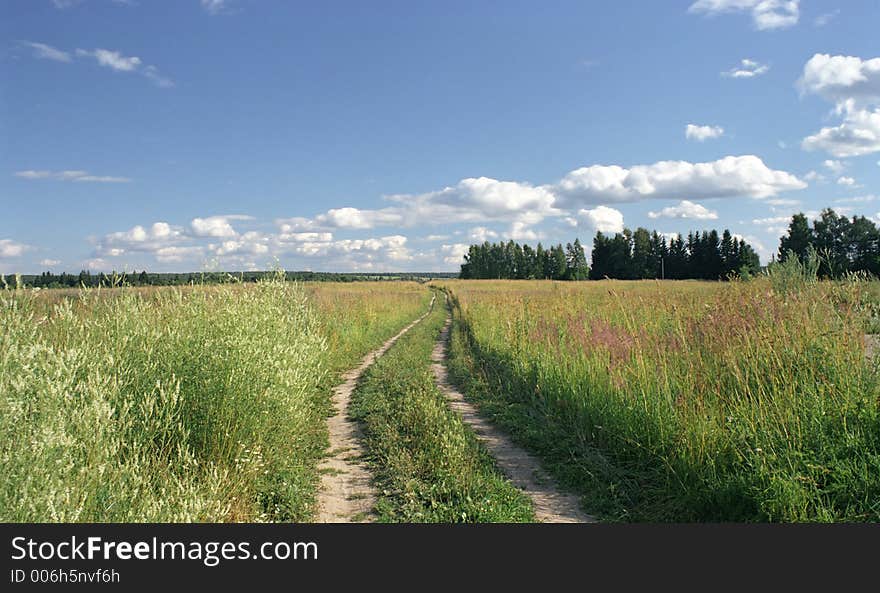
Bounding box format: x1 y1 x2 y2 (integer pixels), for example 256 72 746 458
430 299 595 524
315 294 435 523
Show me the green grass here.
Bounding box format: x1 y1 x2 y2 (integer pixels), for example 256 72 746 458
349 291 534 523
441 277 880 522
0 277 431 522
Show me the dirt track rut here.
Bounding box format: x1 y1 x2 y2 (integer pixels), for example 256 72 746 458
315 294 435 523
430 303 595 524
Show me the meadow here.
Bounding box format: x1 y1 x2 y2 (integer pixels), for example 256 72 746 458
440 271 880 521
0 277 429 522
3 266 879 523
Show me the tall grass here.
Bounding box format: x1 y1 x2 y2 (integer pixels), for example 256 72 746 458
1 278 430 522
442 277 880 521
349 291 534 523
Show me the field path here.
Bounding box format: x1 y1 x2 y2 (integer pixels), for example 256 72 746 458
430 299 595 524
316 293 436 523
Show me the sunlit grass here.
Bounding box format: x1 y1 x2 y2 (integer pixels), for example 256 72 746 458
0 277 429 522
440 277 880 521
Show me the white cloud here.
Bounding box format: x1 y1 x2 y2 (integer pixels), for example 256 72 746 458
201 0 230 14
97 222 185 257
39 259 61 267
722 58 770 78
84 258 110 271
468 226 498 242
509 221 540 241
837 176 856 186
798 54 880 106
21 41 71 63
72 47 173 87
686 124 725 141
190 215 251 238
441 244 469 265
155 246 204 263
388 177 559 226
76 48 142 72
802 105 880 157
648 200 719 220
689 0 799 30
553 155 805 208
834 194 877 204
425 234 451 241
143 65 175 88
766 198 801 206
211 233 270 257
577 206 624 233
752 215 791 225
315 207 404 229
799 54 880 157
14 170 130 183
0 240 29 258
803 170 825 182
277 231 334 243
814 10 840 27
823 159 847 174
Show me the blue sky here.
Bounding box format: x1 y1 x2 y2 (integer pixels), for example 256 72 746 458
2 0 880 273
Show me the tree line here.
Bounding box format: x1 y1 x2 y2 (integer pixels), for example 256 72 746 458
459 239 589 280
459 228 760 280
591 228 760 280
11 270 458 289
778 208 880 278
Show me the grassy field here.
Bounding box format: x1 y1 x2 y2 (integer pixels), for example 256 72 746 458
349 290 534 522
439 276 880 521
0 277 428 522
4 270 879 523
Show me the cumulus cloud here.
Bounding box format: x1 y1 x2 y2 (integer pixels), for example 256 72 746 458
576 206 625 233
837 176 856 186
799 54 880 157
689 0 799 30
155 246 204 263
441 244 470 265
14 170 130 183
211 232 270 257
508 221 541 241
39 259 61 267
798 54 880 106
648 200 719 220
96 222 185 257
686 124 725 141
823 159 847 174
190 215 252 238
722 58 770 78
552 155 805 208
468 227 498 242
316 207 404 229
0 239 30 258
20 41 71 62
802 104 880 157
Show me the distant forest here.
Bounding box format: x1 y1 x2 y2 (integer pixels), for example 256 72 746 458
13 270 456 289
460 229 760 281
